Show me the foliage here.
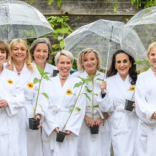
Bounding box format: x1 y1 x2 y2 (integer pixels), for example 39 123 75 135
30 0 63 6
135 59 151 73
33 65 50 118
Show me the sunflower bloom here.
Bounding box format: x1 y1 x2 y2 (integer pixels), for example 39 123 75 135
27 82 34 89
129 86 135 92
7 79 14 85
66 89 72 95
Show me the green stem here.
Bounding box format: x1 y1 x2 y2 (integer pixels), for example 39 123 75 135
62 83 84 131
92 80 94 120
131 91 135 101
33 76 43 118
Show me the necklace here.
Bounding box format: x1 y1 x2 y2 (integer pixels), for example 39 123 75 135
59 74 70 80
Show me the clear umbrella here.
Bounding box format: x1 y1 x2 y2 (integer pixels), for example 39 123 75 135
65 19 147 73
125 6 156 50
0 0 54 41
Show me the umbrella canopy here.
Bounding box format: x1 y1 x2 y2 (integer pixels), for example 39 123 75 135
65 19 146 71
0 0 54 41
125 6 156 50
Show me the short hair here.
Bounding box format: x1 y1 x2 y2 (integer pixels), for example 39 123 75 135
77 48 101 71
0 40 10 61
147 42 156 58
30 38 51 61
9 39 34 72
55 50 74 64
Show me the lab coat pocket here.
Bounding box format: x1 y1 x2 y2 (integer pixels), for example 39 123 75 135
112 111 130 136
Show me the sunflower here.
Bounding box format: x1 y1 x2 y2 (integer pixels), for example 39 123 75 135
129 86 135 92
7 79 14 85
27 82 34 89
66 89 72 95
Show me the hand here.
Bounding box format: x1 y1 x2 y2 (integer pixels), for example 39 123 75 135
5 63 12 71
94 117 104 126
35 114 41 129
132 103 135 108
84 115 95 127
99 81 107 93
65 130 71 135
54 127 59 133
0 99 8 108
152 112 156 119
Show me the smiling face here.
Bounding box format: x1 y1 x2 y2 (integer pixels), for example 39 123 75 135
115 53 131 79
0 50 7 65
148 47 156 71
33 43 48 65
56 55 72 77
11 43 27 63
81 52 98 75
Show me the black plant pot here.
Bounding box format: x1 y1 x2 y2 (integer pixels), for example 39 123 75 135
29 118 40 130
56 131 66 142
90 125 99 134
125 99 134 111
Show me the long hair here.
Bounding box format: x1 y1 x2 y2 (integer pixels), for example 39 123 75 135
107 49 137 85
0 40 10 61
9 39 34 72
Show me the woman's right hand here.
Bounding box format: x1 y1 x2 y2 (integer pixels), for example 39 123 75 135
54 127 59 133
84 115 95 127
152 112 156 119
99 81 107 93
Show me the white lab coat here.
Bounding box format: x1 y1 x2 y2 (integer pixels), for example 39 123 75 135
135 68 156 156
0 67 24 156
98 73 138 156
73 70 111 156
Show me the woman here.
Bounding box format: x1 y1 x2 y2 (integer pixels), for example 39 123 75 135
30 38 57 77
135 42 156 156
98 50 138 156
40 50 86 156
0 40 24 156
8 39 42 156
72 48 111 156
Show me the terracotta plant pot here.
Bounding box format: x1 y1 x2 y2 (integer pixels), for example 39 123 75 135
90 125 99 134
125 99 134 111
29 118 40 130
56 131 66 142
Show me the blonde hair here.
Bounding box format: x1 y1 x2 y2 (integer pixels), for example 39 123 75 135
0 40 10 61
55 50 74 64
77 48 101 71
147 42 156 58
9 39 34 72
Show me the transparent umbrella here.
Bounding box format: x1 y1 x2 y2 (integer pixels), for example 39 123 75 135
125 6 156 50
0 0 54 41
65 19 146 73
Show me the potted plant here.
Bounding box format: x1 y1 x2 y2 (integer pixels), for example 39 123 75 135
56 76 90 142
125 86 135 111
29 65 50 130
86 74 104 134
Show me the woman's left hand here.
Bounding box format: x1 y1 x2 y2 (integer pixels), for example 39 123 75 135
0 99 8 108
65 130 71 135
95 117 104 126
35 114 41 129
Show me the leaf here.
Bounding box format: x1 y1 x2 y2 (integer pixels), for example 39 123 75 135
84 78 91 84
96 78 104 81
43 72 50 76
94 93 98 96
73 82 83 88
58 36 64 41
57 0 63 7
60 40 64 49
83 93 91 101
93 104 99 108
85 86 92 93
69 109 73 113
33 78 40 84
75 107 81 112
48 0 53 5
41 92 49 99
86 105 91 108
77 76 85 82
43 75 50 81
36 65 44 76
